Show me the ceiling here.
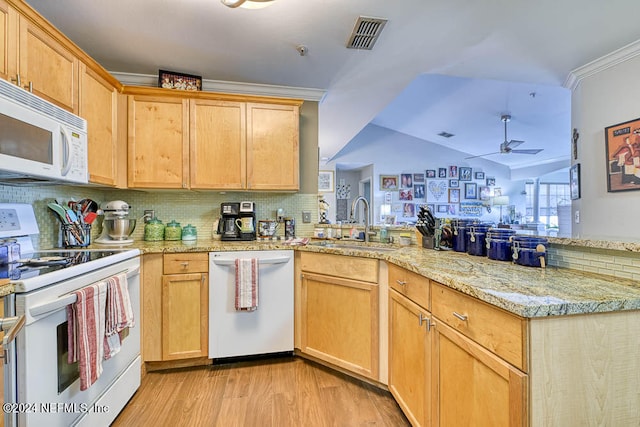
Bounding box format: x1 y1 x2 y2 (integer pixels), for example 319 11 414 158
24 0 640 170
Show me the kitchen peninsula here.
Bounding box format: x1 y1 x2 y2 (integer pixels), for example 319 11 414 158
110 236 640 427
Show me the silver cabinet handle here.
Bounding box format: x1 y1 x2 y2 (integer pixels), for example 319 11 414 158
418 313 427 326
181 262 189 268
396 280 407 286
453 311 468 321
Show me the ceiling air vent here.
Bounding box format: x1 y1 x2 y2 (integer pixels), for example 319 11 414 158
346 16 388 50
438 131 455 138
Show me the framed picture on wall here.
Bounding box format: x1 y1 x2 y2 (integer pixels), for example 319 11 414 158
570 163 581 200
414 173 425 183
448 188 460 203
380 175 399 190
475 171 485 180
459 167 472 181
438 168 447 178
318 170 334 192
486 177 496 186
464 182 477 199
449 165 458 178
426 169 436 178
449 179 459 188
604 117 640 192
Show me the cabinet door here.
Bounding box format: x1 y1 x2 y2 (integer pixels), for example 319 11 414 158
0 0 17 82
190 99 246 189
80 63 119 186
128 95 189 188
389 290 432 427
301 272 379 380
18 15 78 112
432 320 527 427
162 272 208 360
246 103 299 190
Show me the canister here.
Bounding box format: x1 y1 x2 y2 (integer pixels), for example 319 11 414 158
164 220 182 241
466 223 493 256
451 219 472 252
511 236 548 267
486 228 516 261
144 217 165 241
182 224 197 241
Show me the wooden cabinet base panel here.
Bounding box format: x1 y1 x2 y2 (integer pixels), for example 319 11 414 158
144 357 211 372
294 350 387 392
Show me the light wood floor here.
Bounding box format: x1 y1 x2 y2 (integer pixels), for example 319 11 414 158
112 356 410 426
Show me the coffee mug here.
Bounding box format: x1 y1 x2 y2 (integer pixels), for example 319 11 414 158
235 217 254 233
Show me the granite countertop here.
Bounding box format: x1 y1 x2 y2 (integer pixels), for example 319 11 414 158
3 238 639 319
118 238 640 319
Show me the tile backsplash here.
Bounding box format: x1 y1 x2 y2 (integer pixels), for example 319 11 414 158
1 184 317 249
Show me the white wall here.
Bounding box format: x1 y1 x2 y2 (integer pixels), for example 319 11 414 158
327 124 547 224
571 52 640 241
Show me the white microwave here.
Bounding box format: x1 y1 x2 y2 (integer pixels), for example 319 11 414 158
0 78 88 185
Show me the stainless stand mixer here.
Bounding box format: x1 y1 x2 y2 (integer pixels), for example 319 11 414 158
95 200 137 245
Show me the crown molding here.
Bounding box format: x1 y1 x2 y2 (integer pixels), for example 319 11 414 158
564 39 640 91
110 71 326 102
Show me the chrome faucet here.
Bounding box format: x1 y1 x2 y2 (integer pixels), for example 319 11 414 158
350 196 370 242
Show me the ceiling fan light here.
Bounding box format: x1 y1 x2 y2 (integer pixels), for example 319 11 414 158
221 0 275 9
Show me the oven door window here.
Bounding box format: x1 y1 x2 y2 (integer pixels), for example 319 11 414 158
57 321 78 394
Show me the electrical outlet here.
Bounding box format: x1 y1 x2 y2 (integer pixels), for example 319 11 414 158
144 209 155 223
302 211 311 223
277 208 284 223
574 210 580 224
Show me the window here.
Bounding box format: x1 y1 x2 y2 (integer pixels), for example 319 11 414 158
525 181 570 226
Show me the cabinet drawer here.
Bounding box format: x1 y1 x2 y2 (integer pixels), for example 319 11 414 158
388 263 429 310
299 252 378 283
431 282 527 371
163 253 209 274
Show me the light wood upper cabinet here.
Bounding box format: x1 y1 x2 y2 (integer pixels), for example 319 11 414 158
189 99 246 189
17 14 78 113
79 63 121 187
128 95 189 189
0 0 17 82
246 102 299 190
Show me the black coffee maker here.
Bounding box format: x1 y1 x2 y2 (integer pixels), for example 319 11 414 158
218 201 256 241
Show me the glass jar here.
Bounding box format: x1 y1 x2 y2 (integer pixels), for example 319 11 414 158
144 217 165 241
182 224 197 241
164 220 182 241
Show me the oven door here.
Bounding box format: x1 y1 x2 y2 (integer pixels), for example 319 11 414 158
4 257 140 427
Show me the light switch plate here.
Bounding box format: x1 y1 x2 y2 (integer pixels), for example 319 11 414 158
302 211 311 223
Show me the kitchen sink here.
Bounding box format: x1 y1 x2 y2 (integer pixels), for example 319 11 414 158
310 241 399 252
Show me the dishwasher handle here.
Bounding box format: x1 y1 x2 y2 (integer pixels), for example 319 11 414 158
212 256 291 266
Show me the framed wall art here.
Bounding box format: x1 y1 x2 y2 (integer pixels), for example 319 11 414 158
158 69 202 91
475 171 485 180
459 167 472 181
604 117 640 192
438 168 447 178
449 165 458 178
413 173 425 183
448 188 460 203
380 175 399 190
449 179 459 188
426 169 436 179
318 170 334 192
400 173 413 188
486 177 496 186
464 182 477 199
570 163 581 200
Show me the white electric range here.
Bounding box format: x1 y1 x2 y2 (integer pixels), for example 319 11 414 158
1 203 141 427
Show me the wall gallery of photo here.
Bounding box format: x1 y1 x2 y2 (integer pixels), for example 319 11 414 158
378 167 498 223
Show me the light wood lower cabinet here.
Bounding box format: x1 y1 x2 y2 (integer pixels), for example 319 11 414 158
432 320 527 427
298 252 379 380
142 253 208 362
388 289 432 427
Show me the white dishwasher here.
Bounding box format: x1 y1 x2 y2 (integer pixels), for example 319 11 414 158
209 250 294 358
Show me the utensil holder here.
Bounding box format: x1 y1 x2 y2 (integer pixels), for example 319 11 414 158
422 234 435 249
60 223 91 248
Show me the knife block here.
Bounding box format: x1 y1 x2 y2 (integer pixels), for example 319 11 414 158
422 234 435 249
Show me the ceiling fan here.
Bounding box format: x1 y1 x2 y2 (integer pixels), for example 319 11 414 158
466 114 543 159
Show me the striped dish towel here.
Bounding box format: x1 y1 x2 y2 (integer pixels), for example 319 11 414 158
66 282 107 391
235 258 259 311
104 273 135 360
